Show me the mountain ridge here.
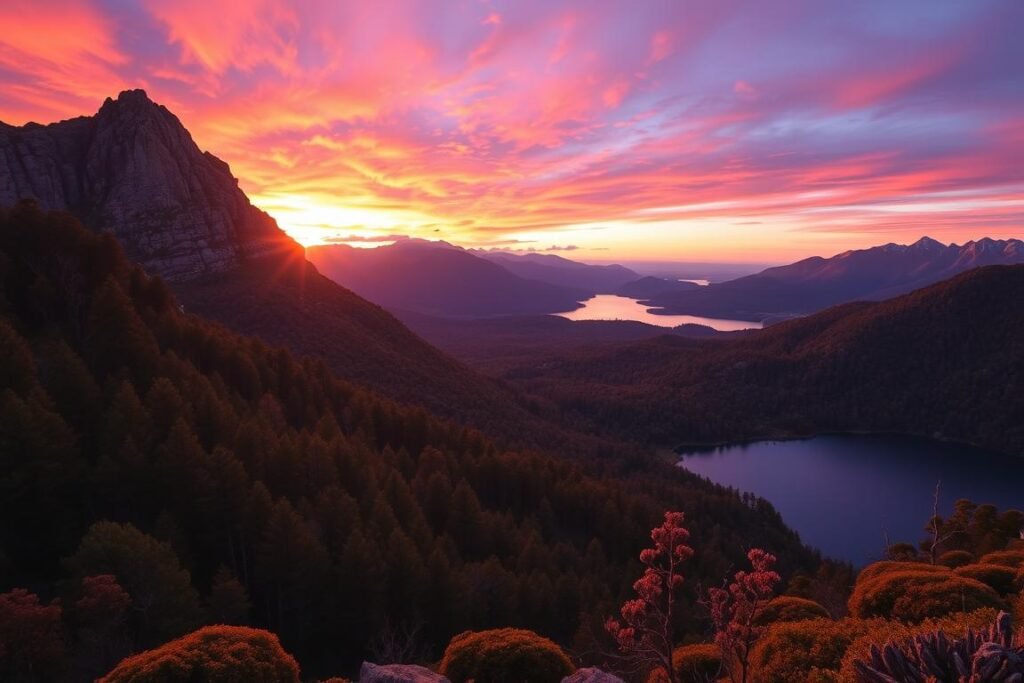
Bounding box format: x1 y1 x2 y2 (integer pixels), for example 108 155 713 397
0 89 298 281
0 91 589 444
645 236 1024 321
306 241 588 317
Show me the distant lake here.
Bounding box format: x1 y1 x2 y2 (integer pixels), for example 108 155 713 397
679 435 1024 565
558 295 762 331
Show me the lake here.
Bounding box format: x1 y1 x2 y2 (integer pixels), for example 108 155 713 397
558 294 762 331
678 435 1024 565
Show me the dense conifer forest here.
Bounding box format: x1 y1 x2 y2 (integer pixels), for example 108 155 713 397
0 202 818 680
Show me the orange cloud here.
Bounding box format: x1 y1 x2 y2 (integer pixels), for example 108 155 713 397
0 1 1021 262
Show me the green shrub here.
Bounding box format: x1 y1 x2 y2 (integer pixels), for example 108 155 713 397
99 625 300 682
953 563 1020 596
754 596 831 626
936 550 974 568
848 566 1005 621
439 628 573 683
646 643 722 683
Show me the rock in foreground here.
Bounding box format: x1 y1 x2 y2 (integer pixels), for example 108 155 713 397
359 662 450 683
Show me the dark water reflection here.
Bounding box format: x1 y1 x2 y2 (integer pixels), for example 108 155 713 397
678 435 1024 565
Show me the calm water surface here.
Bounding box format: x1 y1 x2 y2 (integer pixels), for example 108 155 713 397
558 295 761 331
679 435 1024 565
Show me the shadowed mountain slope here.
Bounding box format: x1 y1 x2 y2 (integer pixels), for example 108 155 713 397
474 251 640 293
0 91 577 442
306 241 587 317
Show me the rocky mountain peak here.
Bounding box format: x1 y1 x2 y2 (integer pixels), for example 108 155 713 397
910 236 945 252
0 90 299 281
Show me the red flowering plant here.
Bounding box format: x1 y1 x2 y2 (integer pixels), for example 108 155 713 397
606 511 694 683
708 549 780 683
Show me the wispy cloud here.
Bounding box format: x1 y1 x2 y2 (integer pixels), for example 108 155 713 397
0 0 1021 260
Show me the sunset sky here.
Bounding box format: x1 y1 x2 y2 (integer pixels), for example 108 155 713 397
1 0 1022 262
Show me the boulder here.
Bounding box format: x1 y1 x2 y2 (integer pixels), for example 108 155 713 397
358 662 450 683
562 667 626 683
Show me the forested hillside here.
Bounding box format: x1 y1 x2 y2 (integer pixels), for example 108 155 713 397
501 266 1024 455
0 202 816 680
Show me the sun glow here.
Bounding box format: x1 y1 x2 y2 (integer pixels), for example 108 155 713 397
251 192 440 247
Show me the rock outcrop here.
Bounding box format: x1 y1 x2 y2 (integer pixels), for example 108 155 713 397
561 667 626 683
358 662 450 683
0 89 298 281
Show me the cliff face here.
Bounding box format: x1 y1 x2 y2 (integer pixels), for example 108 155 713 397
0 89 299 281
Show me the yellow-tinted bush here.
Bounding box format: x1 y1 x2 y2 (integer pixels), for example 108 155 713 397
937 550 974 568
836 609 998 681
750 618 874 683
892 577 1005 622
99 625 300 682
853 561 944 587
978 549 1024 568
754 596 831 626
439 628 573 683
848 567 1005 621
953 563 1019 596
646 643 722 683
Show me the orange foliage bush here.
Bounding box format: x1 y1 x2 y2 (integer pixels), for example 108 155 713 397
99 625 300 682
750 609 1001 683
953 563 1020 596
439 628 573 683
750 617 873 683
978 549 1024 568
936 550 974 568
835 608 998 681
848 564 1005 621
645 643 722 683
853 561 944 586
754 596 831 626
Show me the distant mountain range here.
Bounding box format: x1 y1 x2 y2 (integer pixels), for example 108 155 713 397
306 241 646 317
473 250 639 292
616 276 701 299
643 237 1024 321
306 240 590 317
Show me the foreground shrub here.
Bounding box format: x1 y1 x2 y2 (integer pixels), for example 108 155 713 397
646 644 722 683
853 561 944 586
99 625 300 682
850 611 1023 682
837 609 998 681
0 588 65 682
709 549 780 683
937 550 974 568
954 563 1020 596
439 628 573 683
750 618 874 683
848 567 1005 621
754 596 831 626
606 512 694 683
979 549 1024 568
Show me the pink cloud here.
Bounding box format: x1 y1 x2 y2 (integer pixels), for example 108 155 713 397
0 0 1021 259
